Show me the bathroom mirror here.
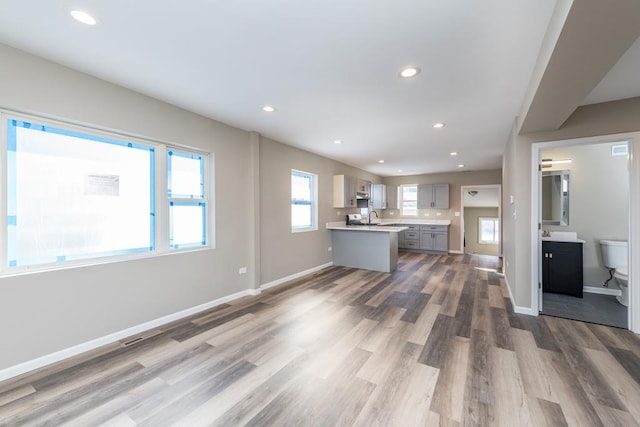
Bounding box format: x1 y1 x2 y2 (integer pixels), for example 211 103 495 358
542 170 570 226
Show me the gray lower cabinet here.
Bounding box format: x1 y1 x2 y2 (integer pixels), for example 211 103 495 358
398 224 448 254
420 225 448 253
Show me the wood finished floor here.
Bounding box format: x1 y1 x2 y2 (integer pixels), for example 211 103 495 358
1 252 640 426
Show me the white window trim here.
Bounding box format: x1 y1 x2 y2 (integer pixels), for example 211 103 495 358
0 109 213 276
291 169 318 233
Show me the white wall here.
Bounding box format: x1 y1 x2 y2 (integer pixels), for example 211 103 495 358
0 44 257 370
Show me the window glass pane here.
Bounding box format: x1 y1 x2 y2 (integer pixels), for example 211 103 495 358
7 120 153 266
479 218 499 244
402 185 418 216
292 204 312 229
291 172 311 201
291 170 316 231
170 202 205 248
168 151 203 198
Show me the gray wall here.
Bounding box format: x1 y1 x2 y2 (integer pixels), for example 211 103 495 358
0 43 260 370
542 143 628 287
464 207 500 256
259 136 380 284
383 170 502 253
503 97 640 308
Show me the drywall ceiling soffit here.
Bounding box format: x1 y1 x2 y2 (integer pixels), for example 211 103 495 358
518 0 640 135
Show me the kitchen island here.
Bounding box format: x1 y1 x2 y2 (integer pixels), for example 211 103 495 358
326 224 407 273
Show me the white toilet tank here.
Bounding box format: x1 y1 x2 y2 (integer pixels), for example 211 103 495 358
600 240 628 270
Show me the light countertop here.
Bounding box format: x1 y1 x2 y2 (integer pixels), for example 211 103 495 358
542 237 586 244
326 224 408 233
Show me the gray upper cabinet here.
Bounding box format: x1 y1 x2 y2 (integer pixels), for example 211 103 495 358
386 185 398 209
333 174 357 208
372 184 400 209
417 183 449 209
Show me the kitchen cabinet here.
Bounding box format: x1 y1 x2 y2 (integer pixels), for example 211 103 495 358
372 184 399 209
398 224 420 249
542 241 583 297
333 175 358 208
417 183 449 209
420 225 448 254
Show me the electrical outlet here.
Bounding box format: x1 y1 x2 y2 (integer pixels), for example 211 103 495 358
328 246 332 252
389 212 394 215
239 267 247 274
436 212 441 216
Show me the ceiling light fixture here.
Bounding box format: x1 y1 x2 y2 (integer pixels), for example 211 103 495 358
399 66 421 78
457 164 465 168
450 151 458 156
433 122 446 129
262 105 276 113
398 169 403 173
468 190 478 197
333 140 342 144
70 10 97 26
378 160 385 164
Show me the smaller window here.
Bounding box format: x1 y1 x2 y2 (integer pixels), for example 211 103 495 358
479 217 499 244
401 184 418 216
291 170 317 232
168 150 207 249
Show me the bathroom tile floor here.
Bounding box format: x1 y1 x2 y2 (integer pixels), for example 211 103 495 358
542 292 628 328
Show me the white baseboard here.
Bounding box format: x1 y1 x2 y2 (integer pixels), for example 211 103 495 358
503 274 538 316
583 285 622 296
448 250 464 254
259 262 333 291
0 288 259 383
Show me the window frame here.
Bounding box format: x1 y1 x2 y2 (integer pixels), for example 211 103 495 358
478 217 500 245
291 169 318 233
400 184 418 216
167 150 208 250
0 110 212 275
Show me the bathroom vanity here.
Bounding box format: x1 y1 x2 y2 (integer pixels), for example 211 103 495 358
542 238 584 297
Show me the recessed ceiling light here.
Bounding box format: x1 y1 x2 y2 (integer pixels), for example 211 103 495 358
262 105 276 113
399 66 421 78
450 151 458 156
70 10 97 26
433 122 446 129
378 160 385 164
458 164 465 168
334 140 342 144
398 169 404 173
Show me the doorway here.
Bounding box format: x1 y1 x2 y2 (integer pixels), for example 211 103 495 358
533 136 637 330
460 185 501 258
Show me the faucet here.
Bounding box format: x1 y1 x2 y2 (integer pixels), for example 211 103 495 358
368 210 379 224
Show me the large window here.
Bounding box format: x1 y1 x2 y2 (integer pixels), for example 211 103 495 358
401 184 418 216
291 169 317 232
2 113 209 272
479 217 499 244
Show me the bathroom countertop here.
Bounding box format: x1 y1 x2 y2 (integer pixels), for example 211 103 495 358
541 237 586 244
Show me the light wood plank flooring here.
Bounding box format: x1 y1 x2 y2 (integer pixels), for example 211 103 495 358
1 252 640 426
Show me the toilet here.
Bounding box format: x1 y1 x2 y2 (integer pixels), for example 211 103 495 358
599 240 629 306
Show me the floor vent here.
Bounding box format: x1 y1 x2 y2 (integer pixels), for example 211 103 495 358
122 337 144 346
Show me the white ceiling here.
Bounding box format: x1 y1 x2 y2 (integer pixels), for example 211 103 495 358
0 1 637 177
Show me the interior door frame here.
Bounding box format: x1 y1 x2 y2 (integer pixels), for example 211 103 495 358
531 132 640 333
460 184 502 257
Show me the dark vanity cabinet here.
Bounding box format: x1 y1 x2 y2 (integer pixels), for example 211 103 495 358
542 241 583 297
